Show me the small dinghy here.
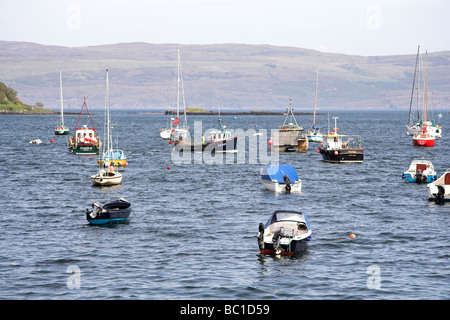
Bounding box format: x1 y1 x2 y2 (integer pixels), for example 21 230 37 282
85 197 131 224
402 159 437 183
260 165 302 193
258 210 312 255
427 168 450 204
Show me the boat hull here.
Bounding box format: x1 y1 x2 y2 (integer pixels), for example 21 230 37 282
86 208 131 224
68 143 100 155
402 173 437 183
319 148 364 163
412 136 435 147
261 179 302 193
91 173 122 186
175 137 238 153
55 127 69 135
86 199 131 224
260 238 309 255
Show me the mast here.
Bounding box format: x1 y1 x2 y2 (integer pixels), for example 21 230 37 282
59 69 64 126
312 64 319 128
408 46 419 125
425 51 428 123
176 48 180 126
332 117 339 134
105 69 111 154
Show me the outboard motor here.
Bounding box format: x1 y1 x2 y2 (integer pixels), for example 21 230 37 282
283 174 291 194
89 202 104 218
436 185 445 205
272 227 285 254
257 223 265 251
415 170 424 183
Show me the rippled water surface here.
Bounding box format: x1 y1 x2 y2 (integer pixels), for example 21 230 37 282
0 110 448 300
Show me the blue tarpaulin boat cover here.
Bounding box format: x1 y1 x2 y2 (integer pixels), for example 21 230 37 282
261 165 299 183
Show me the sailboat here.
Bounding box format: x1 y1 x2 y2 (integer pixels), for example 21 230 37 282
412 51 435 147
169 48 190 143
91 69 122 186
54 69 69 135
67 97 101 154
307 65 323 142
406 46 442 139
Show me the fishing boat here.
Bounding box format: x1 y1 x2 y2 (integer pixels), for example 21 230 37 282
402 159 437 183
260 165 302 193
85 197 132 224
91 69 122 186
427 169 450 204
169 48 190 143
68 97 101 154
406 46 442 139
270 99 308 152
317 117 363 163
307 66 323 142
55 69 69 135
174 117 238 153
257 210 312 255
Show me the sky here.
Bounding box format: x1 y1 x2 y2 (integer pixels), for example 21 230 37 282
1 0 449 56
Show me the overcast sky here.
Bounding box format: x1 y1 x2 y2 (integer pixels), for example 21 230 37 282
1 0 449 56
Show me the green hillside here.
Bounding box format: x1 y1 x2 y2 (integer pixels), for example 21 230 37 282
0 81 54 114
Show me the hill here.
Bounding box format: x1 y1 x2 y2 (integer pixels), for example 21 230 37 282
0 41 449 111
0 80 56 114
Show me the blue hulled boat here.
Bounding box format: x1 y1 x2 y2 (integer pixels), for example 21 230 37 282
402 159 437 183
85 197 131 225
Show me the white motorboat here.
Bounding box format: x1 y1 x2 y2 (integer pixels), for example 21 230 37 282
260 165 301 193
258 210 312 255
427 169 450 204
402 159 437 183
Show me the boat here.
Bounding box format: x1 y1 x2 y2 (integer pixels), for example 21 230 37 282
97 149 128 166
317 117 363 163
169 48 190 143
29 139 42 144
68 97 101 154
402 159 437 183
406 46 442 139
307 65 323 142
174 117 238 153
257 210 312 255
85 197 132 224
260 165 302 193
427 169 450 204
54 69 70 135
412 128 435 147
91 69 122 186
270 99 308 152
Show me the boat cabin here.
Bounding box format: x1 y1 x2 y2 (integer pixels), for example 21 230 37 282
321 133 362 150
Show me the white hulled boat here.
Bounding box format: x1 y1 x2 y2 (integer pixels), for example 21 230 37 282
91 69 122 186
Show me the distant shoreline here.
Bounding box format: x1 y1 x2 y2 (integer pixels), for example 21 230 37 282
129 110 321 116
0 110 78 115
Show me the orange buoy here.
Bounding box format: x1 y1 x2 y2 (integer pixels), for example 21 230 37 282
167 166 171 170
317 149 320 153
349 234 356 239
268 137 272 146
50 139 55 143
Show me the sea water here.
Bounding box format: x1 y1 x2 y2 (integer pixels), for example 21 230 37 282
0 110 448 300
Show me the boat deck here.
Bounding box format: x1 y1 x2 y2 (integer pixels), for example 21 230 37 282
265 221 309 239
